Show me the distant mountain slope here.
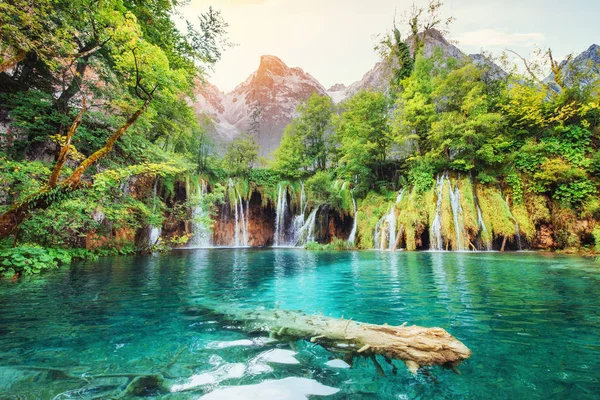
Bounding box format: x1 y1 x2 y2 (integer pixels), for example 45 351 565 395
545 44 600 91
191 55 327 156
343 29 468 98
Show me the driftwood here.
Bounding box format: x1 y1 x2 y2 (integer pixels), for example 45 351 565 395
209 305 472 374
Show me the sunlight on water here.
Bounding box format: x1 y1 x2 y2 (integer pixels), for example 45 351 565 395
0 250 599 398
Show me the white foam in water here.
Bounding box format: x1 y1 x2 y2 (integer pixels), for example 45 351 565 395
254 349 299 364
207 339 254 349
170 363 246 392
247 349 300 375
206 337 276 349
199 377 340 399
325 359 351 369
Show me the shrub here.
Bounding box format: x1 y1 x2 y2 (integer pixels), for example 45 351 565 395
0 245 96 277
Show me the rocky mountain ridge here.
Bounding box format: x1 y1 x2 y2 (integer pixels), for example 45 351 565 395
192 55 327 156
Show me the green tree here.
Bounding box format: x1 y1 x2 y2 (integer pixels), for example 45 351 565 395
0 1 228 239
273 94 334 176
428 62 506 172
224 133 259 177
334 91 391 191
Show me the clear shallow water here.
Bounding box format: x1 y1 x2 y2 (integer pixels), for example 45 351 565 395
0 250 599 399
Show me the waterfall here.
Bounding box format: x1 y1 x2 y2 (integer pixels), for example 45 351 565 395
190 179 211 247
274 184 288 246
388 189 405 250
288 183 308 246
296 208 319 246
374 217 384 250
246 198 250 245
300 182 307 216
148 178 161 247
448 179 466 251
476 204 491 250
430 174 445 251
237 193 249 247
504 195 522 250
233 192 239 246
373 189 405 250
476 205 486 232
228 179 249 247
347 194 358 245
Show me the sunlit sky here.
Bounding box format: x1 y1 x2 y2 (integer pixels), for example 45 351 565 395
177 0 600 92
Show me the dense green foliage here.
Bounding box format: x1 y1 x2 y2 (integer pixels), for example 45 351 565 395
273 94 334 177
0 0 228 273
270 27 600 251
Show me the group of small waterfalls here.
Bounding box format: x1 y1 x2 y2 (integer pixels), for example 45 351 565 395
145 174 528 252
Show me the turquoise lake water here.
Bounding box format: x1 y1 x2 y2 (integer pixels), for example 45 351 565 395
0 249 599 399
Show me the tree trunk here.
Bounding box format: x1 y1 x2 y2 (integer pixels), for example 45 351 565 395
64 97 151 188
500 235 508 252
201 304 472 374
48 100 87 187
0 98 151 240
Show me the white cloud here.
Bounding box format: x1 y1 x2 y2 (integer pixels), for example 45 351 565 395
454 29 545 48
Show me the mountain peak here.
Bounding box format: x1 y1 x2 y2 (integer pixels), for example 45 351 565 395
258 55 289 76
328 83 347 92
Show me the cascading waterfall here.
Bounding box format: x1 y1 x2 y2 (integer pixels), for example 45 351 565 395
347 194 358 245
300 182 307 216
374 217 384 250
476 205 486 232
190 179 212 247
476 204 491 250
148 178 161 247
430 174 445 251
503 194 522 250
289 183 307 246
246 198 250 245
373 189 405 250
448 179 466 251
296 207 319 246
273 184 288 246
388 189 405 250
228 179 249 247
237 193 249 246
497 185 522 251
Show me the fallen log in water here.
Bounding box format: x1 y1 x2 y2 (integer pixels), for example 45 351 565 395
208 305 472 374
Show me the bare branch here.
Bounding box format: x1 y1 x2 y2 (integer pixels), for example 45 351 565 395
506 49 547 87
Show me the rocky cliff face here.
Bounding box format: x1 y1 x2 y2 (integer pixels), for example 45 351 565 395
212 191 277 247
192 55 328 157
545 44 600 91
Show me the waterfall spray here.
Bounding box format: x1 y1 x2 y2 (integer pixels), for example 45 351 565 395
430 175 445 251
189 179 212 247
503 194 522 250
274 184 288 246
288 183 308 246
476 204 491 251
448 178 466 251
148 178 161 247
226 179 249 247
373 189 405 250
347 194 358 245
296 208 319 246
